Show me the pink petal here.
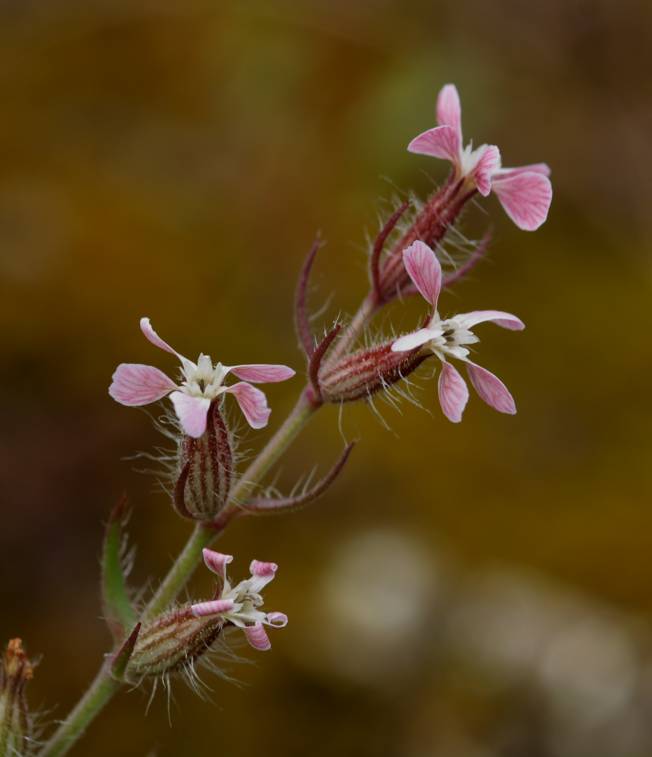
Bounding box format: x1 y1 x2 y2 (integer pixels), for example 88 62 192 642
109 363 176 406
244 623 271 651
230 364 295 383
407 125 460 164
472 145 501 196
403 240 442 307
437 362 469 423
491 170 552 231
266 612 288 628
203 549 233 579
248 560 278 592
250 560 278 579
140 317 179 356
392 328 436 353
170 391 211 438
466 362 516 415
191 599 235 618
456 310 525 331
436 83 462 138
226 382 271 429
497 163 551 178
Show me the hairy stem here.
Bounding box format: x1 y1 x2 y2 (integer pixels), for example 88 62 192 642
39 666 120 757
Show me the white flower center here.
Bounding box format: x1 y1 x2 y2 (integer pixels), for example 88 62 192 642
221 578 267 628
427 315 479 361
459 142 488 178
180 354 229 399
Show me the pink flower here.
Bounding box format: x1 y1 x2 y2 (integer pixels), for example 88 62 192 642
109 318 295 438
391 241 524 423
408 83 552 231
191 549 288 651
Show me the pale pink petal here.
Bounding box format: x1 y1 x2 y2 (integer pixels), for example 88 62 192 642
392 328 437 353
109 363 176 406
466 362 516 415
437 362 469 423
265 612 288 628
229 364 295 383
191 599 235 618
248 560 278 592
492 171 552 231
403 240 442 307
140 317 179 355
456 310 525 331
202 549 233 579
436 83 462 139
407 126 461 164
497 162 551 178
250 560 278 579
226 382 271 429
244 622 271 651
170 391 211 438
472 145 501 196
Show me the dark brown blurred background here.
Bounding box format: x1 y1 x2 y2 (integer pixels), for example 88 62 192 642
2 1 651 755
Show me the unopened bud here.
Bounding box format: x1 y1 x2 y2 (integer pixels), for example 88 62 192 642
125 608 223 682
318 342 430 403
0 639 34 756
174 401 233 521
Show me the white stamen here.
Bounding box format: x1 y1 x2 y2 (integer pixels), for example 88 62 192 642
426 314 479 362
180 356 230 400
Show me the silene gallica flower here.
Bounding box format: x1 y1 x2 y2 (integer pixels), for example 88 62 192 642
124 551 287 682
191 549 288 651
408 83 552 231
109 318 295 437
392 241 524 423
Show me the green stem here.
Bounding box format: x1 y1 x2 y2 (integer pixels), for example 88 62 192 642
141 522 216 622
39 666 120 757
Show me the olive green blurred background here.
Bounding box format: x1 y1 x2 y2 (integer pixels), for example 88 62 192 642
1 1 651 755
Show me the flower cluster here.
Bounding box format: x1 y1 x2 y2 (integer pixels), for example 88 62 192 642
80 78 551 748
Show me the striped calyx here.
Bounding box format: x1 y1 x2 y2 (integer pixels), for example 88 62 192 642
124 608 223 682
174 400 233 521
318 342 430 403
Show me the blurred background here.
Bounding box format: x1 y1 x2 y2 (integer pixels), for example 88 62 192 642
1 1 651 755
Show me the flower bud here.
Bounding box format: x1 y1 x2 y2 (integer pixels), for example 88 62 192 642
124 608 223 682
318 342 430 403
174 401 233 521
0 639 34 756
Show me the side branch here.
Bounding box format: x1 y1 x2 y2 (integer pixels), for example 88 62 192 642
294 237 322 357
242 442 355 514
308 324 341 403
370 200 410 303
